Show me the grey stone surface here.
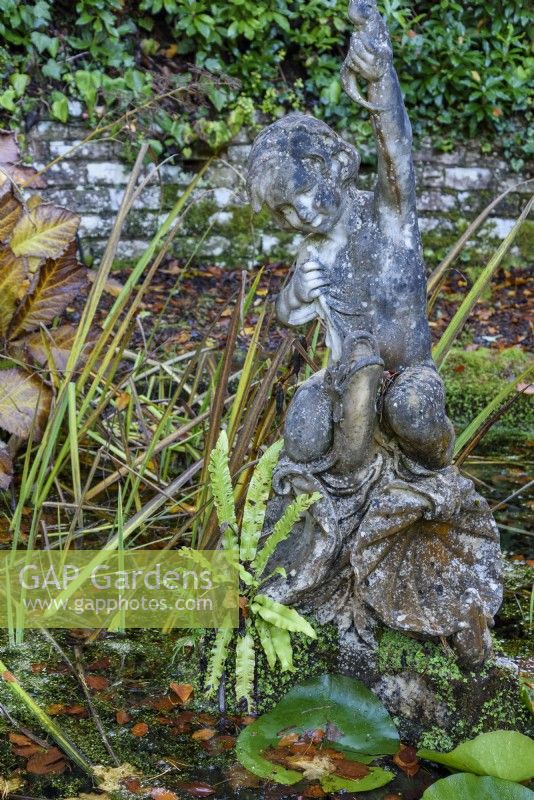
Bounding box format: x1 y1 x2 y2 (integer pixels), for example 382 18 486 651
250 0 503 669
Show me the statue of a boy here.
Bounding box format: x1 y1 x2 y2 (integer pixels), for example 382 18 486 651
247 0 455 472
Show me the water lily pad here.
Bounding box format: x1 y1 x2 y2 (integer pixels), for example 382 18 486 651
236 674 398 786
418 731 534 782
422 773 534 799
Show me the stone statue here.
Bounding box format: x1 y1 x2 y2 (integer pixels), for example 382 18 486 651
246 0 502 667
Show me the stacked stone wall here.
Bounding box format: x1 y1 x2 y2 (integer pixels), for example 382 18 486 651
27 121 531 266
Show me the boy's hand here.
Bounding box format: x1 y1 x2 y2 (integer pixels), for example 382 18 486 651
293 260 330 303
344 13 392 83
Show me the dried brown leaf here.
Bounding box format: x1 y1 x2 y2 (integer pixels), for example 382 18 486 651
116 710 131 725
191 728 216 741
150 789 178 800
0 249 28 337
0 190 23 242
9 242 86 337
11 204 80 261
175 781 215 797
131 723 149 737
26 747 66 775
0 132 20 164
85 675 109 690
0 442 13 489
0 367 51 438
169 682 193 704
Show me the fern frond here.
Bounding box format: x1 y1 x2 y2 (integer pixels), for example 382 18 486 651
255 618 277 670
204 626 233 699
252 594 316 639
235 631 255 711
240 439 283 562
208 430 237 550
269 625 295 672
253 491 321 577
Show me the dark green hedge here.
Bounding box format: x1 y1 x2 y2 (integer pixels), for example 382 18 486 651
0 0 531 164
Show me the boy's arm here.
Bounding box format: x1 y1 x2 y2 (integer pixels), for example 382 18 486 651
342 7 417 235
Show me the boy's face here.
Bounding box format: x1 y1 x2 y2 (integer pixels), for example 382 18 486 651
266 153 347 234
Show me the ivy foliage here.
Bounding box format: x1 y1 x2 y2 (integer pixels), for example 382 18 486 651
0 0 531 164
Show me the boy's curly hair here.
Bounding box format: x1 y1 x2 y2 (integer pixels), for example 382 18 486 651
246 112 360 212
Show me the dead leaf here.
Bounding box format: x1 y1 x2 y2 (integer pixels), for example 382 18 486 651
175 781 215 797
224 763 261 790
286 753 336 781
302 786 326 798
0 249 29 337
0 442 13 490
332 758 370 779
150 789 178 800
131 723 149 737
26 746 66 775
0 367 51 439
0 775 24 797
170 682 194 704
191 728 216 741
9 242 86 337
393 744 420 777
115 392 130 411
277 733 300 748
47 703 66 715
10 204 80 261
85 675 109 691
116 710 131 725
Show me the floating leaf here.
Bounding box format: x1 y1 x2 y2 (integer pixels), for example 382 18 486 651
26 746 66 775
85 675 108 691
11 204 80 261
422 773 534 800
9 243 86 337
320 768 396 793
131 723 149 737
236 674 398 785
0 249 28 338
0 367 50 438
418 731 534 782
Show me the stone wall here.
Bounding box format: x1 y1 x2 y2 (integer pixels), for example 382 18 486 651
27 120 531 266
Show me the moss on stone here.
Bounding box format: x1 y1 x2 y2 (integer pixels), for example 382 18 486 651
442 347 534 446
377 628 533 745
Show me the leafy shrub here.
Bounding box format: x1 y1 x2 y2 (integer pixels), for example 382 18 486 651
0 132 88 489
0 0 530 163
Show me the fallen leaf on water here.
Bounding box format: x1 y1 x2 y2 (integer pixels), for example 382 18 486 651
277 733 300 748
26 747 66 775
332 758 370 779
200 734 236 754
170 682 194 704
150 789 178 800
131 723 149 737
302 785 326 798
224 763 261 790
116 710 131 725
286 754 337 781
191 727 216 741
86 675 109 690
393 744 420 777
175 781 215 797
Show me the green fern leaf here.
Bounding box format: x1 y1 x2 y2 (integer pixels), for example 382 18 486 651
270 625 295 672
240 439 283 562
205 626 233 698
253 491 321 577
252 594 316 639
255 618 277 670
235 631 255 711
208 430 237 550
